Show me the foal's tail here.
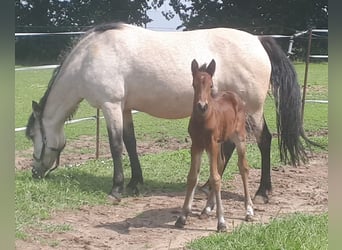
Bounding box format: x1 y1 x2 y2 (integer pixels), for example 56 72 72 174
258 36 319 166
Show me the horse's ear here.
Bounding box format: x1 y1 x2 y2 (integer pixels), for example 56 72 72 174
191 59 199 75
32 101 41 118
206 59 216 77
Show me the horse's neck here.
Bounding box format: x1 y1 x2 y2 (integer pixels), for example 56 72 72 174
43 81 82 130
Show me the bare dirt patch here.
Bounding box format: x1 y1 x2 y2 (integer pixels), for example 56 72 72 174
15 136 328 250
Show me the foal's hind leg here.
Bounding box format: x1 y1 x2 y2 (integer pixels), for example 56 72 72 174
123 110 143 195
200 140 235 195
208 142 227 232
233 136 254 221
253 117 272 204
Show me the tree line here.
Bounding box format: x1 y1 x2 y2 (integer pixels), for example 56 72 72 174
15 0 328 65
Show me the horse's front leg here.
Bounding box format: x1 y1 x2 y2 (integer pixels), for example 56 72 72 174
102 103 125 201
175 145 203 228
123 110 143 195
209 142 226 232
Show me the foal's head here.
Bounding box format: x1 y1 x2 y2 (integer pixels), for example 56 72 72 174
191 59 216 114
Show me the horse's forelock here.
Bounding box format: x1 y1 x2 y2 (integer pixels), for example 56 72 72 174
25 113 35 139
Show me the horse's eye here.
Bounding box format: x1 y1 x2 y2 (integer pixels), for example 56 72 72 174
211 84 213 88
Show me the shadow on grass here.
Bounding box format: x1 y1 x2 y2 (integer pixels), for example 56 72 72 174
16 167 187 198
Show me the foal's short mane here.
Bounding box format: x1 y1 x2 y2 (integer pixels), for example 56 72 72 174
198 63 208 72
25 22 124 138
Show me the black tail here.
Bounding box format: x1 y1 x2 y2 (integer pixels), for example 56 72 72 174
259 36 311 166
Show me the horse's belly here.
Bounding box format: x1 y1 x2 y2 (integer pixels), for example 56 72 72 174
127 92 193 119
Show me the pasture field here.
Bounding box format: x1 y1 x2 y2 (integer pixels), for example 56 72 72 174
15 62 328 249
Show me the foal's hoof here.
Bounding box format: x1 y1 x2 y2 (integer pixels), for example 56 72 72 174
245 214 253 222
217 222 227 232
175 217 186 228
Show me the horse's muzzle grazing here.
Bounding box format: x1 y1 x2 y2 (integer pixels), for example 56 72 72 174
197 101 208 113
32 167 44 179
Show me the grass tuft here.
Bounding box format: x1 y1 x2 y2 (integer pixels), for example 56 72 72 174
187 213 328 250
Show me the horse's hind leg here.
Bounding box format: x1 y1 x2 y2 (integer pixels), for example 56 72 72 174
254 117 272 204
175 145 203 228
123 110 143 195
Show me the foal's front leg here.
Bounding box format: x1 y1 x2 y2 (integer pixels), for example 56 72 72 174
175 146 203 228
200 144 226 219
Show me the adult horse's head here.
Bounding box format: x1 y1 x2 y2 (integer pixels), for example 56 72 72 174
191 59 216 114
26 101 66 178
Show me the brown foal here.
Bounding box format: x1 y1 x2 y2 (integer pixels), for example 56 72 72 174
175 59 254 232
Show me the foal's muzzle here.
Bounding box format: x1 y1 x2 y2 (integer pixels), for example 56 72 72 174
197 101 208 113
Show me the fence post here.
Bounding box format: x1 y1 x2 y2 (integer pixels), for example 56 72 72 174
96 108 100 159
301 28 312 124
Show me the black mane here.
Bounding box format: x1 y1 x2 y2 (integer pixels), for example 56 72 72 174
25 22 125 139
25 66 60 138
93 22 124 33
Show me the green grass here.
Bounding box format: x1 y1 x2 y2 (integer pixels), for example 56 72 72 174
187 213 328 250
15 62 328 242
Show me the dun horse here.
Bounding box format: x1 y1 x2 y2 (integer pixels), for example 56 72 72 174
26 22 313 202
175 59 253 232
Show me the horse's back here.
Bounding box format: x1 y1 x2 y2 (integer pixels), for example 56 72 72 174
57 23 270 118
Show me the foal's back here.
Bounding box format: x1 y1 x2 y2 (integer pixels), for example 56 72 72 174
210 90 246 142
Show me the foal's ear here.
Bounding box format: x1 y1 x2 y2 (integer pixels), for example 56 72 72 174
32 101 42 118
191 59 199 75
206 59 216 77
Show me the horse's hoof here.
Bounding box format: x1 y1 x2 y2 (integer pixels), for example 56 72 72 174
253 193 269 204
108 188 122 203
175 216 186 228
217 222 227 232
199 212 210 220
127 185 140 196
108 193 121 203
